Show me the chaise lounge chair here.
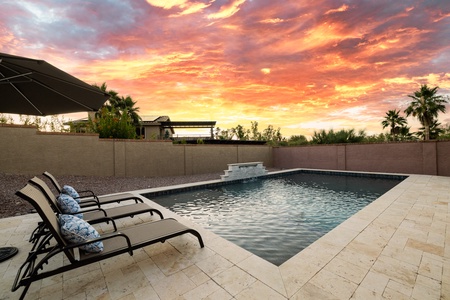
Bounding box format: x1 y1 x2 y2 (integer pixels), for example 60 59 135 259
42 171 144 208
30 176 163 221
28 176 164 243
13 184 204 300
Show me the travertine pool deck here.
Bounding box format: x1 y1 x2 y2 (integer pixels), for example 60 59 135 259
1 173 449 299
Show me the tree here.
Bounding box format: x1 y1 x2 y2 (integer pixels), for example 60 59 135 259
215 123 284 145
337 129 366 143
94 83 142 126
214 127 234 140
416 120 444 140
404 85 448 140
91 83 141 139
231 124 250 140
251 121 262 141
90 107 136 139
116 95 141 125
262 125 283 144
311 129 366 144
365 133 388 143
396 126 415 141
288 135 308 146
0 114 14 124
381 109 407 141
438 123 450 140
95 83 119 115
311 129 331 144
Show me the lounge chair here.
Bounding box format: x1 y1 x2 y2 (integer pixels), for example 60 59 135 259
13 184 204 300
42 171 143 208
28 176 164 243
30 176 163 221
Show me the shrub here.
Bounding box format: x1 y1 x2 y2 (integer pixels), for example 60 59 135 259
90 107 136 139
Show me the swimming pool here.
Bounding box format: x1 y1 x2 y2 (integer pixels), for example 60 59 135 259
145 171 405 266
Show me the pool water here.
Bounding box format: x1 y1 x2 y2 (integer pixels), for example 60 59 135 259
149 172 404 266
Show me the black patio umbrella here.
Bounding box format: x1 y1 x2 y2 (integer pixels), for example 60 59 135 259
0 52 110 115
0 53 110 262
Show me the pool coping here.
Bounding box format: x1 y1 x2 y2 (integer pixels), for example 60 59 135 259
140 168 409 198
1 169 448 299
140 168 408 266
131 169 447 298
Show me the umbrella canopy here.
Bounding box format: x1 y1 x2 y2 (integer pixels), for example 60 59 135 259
0 52 110 116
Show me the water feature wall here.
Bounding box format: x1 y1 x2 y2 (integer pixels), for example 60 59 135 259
221 162 268 181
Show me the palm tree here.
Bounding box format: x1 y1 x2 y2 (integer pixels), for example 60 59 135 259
416 120 444 140
93 83 119 118
119 95 141 125
312 129 331 144
381 109 407 141
93 83 141 125
404 85 448 140
397 126 415 141
311 128 366 144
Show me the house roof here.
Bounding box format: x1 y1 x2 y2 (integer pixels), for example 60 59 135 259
140 116 216 130
141 115 170 123
159 121 216 128
67 115 216 135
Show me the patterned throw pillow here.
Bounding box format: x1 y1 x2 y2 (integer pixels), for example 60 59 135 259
61 185 80 202
56 194 83 219
59 214 104 253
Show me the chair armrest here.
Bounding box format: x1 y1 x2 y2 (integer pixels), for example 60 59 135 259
76 190 96 197
63 231 133 256
79 207 107 217
86 217 117 231
78 197 100 207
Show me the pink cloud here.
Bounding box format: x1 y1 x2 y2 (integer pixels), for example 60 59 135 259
1 0 449 137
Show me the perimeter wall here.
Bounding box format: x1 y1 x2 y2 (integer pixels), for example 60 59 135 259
1 125 450 177
272 141 450 176
0 125 273 177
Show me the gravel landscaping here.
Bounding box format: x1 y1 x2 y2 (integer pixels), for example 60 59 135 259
0 172 223 218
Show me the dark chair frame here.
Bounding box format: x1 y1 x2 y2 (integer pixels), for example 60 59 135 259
42 171 143 208
27 176 164 244
13 184 204 300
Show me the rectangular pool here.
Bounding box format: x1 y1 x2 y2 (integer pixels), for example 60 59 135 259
143 170 405 266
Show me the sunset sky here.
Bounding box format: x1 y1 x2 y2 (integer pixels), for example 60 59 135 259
1 0 450 138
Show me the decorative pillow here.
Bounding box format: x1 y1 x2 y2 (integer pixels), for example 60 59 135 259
59 214 75 226
57 193 83 219
61 185 80 202
59 214 104 253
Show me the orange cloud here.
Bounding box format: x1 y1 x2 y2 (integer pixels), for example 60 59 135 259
207 0 246 20
2 0 449 138
146 0 211 16
145 0 188 10
325 4 349 15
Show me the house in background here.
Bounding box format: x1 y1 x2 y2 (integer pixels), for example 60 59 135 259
138 115 174 139
139 115 216 140
67 114 216 141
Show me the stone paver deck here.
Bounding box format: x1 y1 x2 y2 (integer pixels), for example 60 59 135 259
0 173 449 299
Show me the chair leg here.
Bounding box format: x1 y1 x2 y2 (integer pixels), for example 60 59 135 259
18 284 31 300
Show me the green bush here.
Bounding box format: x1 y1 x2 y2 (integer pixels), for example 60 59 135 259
90 107 136 139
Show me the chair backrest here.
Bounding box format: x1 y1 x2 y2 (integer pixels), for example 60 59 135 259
42 171 63 193
29 176 62 214
16 184 75 261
